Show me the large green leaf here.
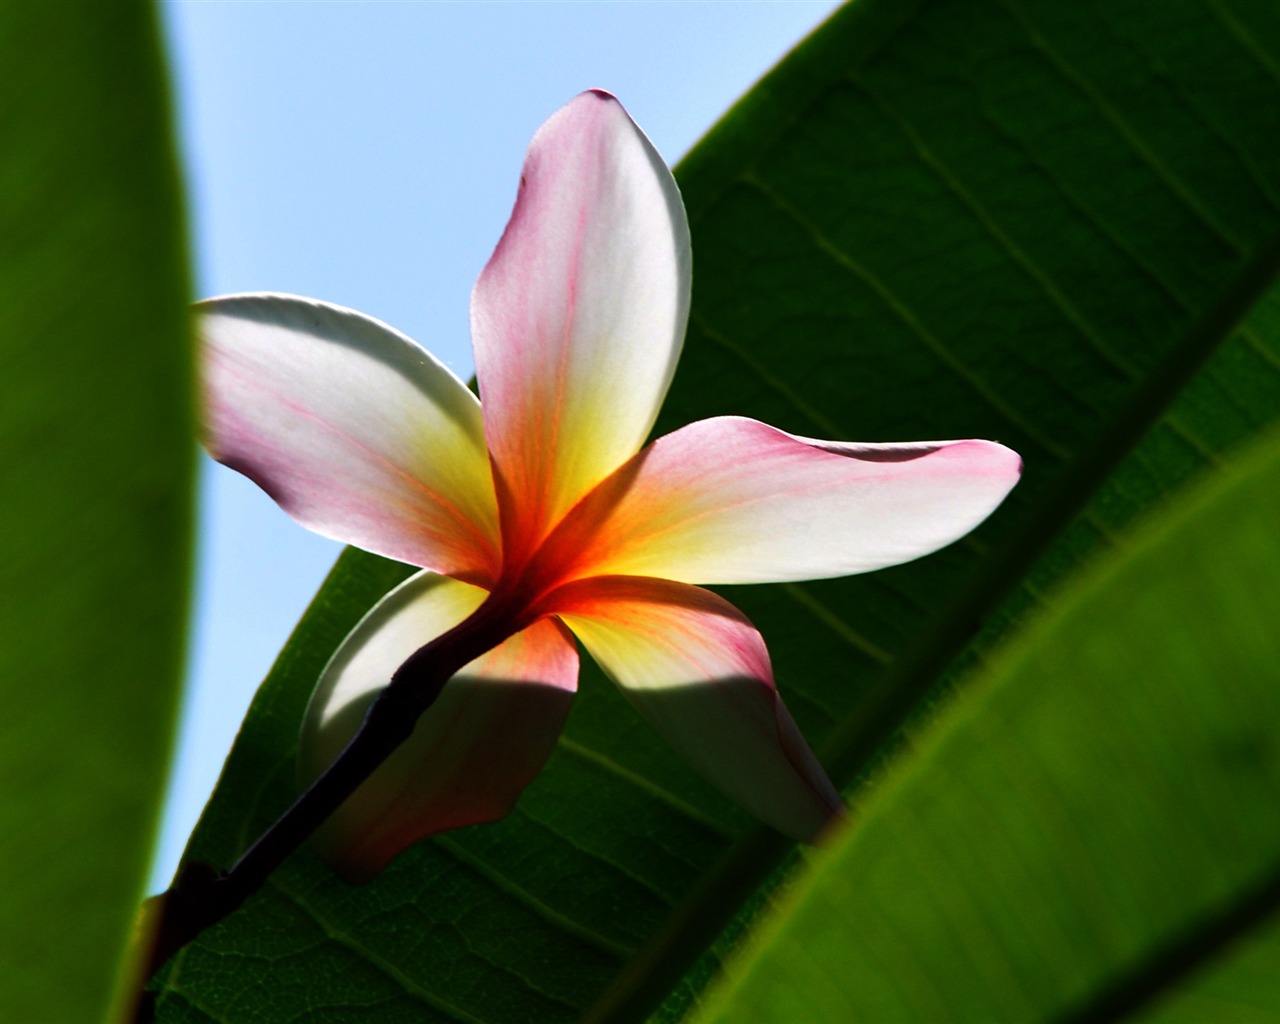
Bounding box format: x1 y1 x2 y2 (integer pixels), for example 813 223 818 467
693 419 1280 1024
154 0 1280 1021
0 4 193 1022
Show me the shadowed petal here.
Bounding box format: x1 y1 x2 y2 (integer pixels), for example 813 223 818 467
472 91 691 561
300 571 577 880
543 416 1021 586
199 293 501 584
552 575 842 843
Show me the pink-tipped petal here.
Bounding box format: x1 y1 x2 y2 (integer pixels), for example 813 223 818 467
472 91 691 560
199 293 501 584
542 416 1022 586
552 576 842 843
300 572 577 880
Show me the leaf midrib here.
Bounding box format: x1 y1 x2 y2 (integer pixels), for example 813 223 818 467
1050 813 1280 1022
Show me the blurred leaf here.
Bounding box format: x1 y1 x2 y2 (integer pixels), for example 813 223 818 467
0 3 193 1022
155 0 1280 1021
693 420 1280 1024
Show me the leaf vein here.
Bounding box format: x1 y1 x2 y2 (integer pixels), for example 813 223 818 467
779 582 893 665
267 877 489 1024
740 171 1072 460
431 835 637 959
555 736 735 840
852 75 1225 469
156 985 232 1024
1240 324 1280 373
506 805 684 907
1001 0 1248 254
854 78 1138 385
691 311 851 438
1208 0 1280 88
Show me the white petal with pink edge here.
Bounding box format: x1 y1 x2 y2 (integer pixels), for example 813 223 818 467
471 91 691 557
552 576 842 843
199 293 501 585
544 416 1022 586
300 571 578 880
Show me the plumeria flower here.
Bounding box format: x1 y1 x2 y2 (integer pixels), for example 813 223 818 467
198 90 1021 880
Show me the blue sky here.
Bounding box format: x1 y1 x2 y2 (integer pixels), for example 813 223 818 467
153 0 841 889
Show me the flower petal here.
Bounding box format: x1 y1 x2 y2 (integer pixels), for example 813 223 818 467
542 416 1022 586
199 293 501 584
552 575 842 842
472 91 691 561
300 571 577 880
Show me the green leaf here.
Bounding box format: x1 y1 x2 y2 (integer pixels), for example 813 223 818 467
693 418 1280 1024
155 0 1280 1021
0 4 193 1023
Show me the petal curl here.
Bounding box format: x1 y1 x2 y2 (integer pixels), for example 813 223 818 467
199 293 501 584
542 416 1021 586
300 571 577 880
552 576 842 842
472 91 691 562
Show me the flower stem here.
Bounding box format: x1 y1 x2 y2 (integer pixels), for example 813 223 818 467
131 595 522 1022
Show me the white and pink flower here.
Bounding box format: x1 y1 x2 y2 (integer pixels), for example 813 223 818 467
197 91 1021 879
